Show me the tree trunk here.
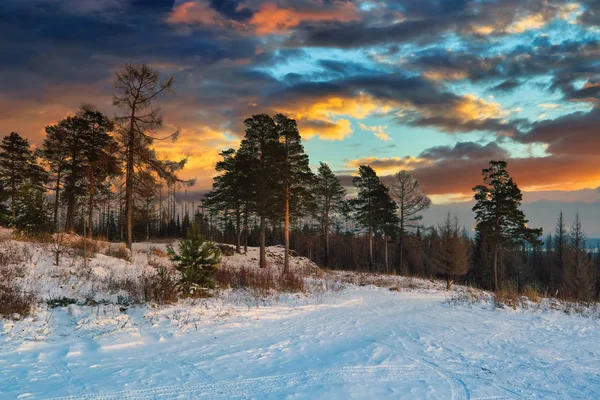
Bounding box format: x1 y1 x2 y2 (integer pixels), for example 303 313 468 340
399 235 404 275
284 181 290 274
493 247 498 292
368 230 373 269
324 207 330 268
87 171 94 238
259 214 267 268
125 119 135 251
53 169 61 233
384 235 389 273
243 202 248 254
235 211 241 254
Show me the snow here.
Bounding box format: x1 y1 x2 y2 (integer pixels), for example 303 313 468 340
1 235 600 399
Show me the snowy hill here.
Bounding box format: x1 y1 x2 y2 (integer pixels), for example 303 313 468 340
1 234 600 399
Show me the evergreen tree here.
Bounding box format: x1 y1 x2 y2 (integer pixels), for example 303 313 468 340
204 148 247 254
113 64 188 251
472 161 542 291
314 162 346 267
12 182 53 237
237 114 282 268
563 213 593 300
274 114 315 273
167 223 221 294
0 132 47 220
40 122 69 230
351 165 398 269
554 210 567 290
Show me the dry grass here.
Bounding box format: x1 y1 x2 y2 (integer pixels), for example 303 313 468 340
215 266 305 296
104 244 131 262
0 242 35 318
151 247 168 258
69 237 102 258
103 268 180 306
0 285 35 318
446 287 493 306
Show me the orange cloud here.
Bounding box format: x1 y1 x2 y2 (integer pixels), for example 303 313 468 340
345 156 431 176
168 0 360 35
167 1 227 26
358 123 392 141
274 92 392 141
249 2 360 35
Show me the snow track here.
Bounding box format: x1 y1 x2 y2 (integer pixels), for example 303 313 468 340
48 365 441 400
2 286 600 399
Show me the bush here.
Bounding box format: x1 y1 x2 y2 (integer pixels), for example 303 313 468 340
167 224 221 296
104 267 180 305
0 284 35 318
46 297 78 308
105 244 131 261
217 244 235 256
215 266 305 296
70 237 101 258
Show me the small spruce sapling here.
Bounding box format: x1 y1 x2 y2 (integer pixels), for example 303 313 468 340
167 223 221 295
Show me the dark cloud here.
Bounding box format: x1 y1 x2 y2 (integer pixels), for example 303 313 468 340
517 109 600 155
490 79 522 93
208 0 253 21
419 141 509 161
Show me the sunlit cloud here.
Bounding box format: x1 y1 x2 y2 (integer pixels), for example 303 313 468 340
358 123 392 141
249 2 360 35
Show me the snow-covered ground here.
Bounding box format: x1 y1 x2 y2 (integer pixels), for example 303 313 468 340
1 234 600 399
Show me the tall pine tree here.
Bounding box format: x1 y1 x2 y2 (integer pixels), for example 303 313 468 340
274 114 314 274
314 162 346 267
0 132 47 221
472 161 542 291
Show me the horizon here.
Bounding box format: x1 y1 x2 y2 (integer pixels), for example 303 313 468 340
1 0 600 233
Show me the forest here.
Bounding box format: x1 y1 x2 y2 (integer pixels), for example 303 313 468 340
0 64 597 302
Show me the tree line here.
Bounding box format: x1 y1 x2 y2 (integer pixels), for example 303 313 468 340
203 124 599 301
0 64 597 301
0 64 189 250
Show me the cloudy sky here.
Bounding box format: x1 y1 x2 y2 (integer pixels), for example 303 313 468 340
1 0 600 235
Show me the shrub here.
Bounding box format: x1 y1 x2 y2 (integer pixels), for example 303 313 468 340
70 237 101 258
217 244 235 256
104 268 180 305
167 224 221 296
0 285 35 318
105 244 131 261
215 266 305 295
145 267 180 304
46 297 78 308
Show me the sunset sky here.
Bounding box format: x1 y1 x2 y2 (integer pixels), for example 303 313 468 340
1 0 600 235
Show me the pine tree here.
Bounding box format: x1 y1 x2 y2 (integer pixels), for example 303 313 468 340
0 132 47 220
472 161 542 291
554 210 567 290
314 162 346 267
563 213 593 300
274 114 315 274
12 182 53 237
204 149 247 254
167 223 221 295
40 122 69 231
237 114 282 268
113 64 188 251
351 165 398 269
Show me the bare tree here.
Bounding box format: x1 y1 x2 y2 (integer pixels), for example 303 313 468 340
113 64 188 251
390 170 431 273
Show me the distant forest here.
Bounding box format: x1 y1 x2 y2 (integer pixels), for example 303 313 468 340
0 64 597 301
